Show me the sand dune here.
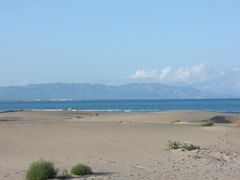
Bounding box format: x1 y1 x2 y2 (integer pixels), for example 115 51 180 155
0 110 239 180
210 115 240 124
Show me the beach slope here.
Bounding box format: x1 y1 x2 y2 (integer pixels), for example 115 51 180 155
0 110 240 180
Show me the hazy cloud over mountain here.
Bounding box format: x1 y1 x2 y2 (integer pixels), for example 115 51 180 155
130 63 240 96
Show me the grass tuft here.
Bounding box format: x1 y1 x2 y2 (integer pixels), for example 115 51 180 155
201 120 214 127
171 120 181 124
71 164 92 176
167 141 200 151
26 160 57 180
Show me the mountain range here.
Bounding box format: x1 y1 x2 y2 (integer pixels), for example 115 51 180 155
0 83 226 101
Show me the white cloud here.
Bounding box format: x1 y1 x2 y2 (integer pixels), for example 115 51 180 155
130 63 207 83
159 67 172 80
130 70 147 78
175 68 191 81
192 63 205 73
130 69 157 79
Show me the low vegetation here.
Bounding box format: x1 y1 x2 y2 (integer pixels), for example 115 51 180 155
71 164 92 176
75 116 82 119
58 169 71 179
192 154 201 159
167 141 200 151
171 120 181 124
26 160 57 180
201 120 214 127
26 161 94 179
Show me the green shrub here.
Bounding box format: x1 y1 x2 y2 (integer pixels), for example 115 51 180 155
167 141 200 151
71 164 92 176
181 142 200 151
167 141 181 149
26 160 57 180
201 120 214 127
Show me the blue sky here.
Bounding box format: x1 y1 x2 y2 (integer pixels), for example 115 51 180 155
0 0 240 94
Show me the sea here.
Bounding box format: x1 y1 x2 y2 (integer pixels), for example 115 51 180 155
0 99 240 113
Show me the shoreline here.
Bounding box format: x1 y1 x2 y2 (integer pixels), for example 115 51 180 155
1 109 240 115
0 99 240 114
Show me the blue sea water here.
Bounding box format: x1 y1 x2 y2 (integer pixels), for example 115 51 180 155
0 99 240 113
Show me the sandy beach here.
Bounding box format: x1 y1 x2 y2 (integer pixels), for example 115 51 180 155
0 110 240 180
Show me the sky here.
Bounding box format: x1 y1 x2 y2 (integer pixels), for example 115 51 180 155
0 0 240 95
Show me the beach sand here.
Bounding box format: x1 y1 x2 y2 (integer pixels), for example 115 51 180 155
0 110 240 180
